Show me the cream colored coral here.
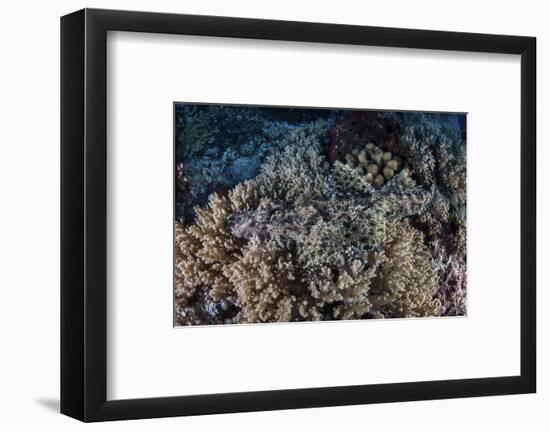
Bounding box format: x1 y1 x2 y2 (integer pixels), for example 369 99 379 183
248 122 332 202
368 221 440 318
174 117 451 325
307 260 374 320
224 237 297 323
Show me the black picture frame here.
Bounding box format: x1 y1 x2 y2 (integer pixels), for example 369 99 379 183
61 8 536 422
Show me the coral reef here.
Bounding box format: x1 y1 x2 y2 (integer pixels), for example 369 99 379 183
433 241 467 316
368 221 439 318
174 105 467 325
328 111 400 161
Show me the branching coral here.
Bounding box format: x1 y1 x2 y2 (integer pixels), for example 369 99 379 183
368 221 440 318
174 193 239 307
333 161 373 195
434 242 467 316
398 123 437 187
174 107 466 325
305 260 374 320
223 237 298 323
245 120 333 203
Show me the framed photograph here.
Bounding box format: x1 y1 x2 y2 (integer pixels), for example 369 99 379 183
61 8 536 422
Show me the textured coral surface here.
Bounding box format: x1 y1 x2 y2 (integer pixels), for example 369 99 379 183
174 105 467 325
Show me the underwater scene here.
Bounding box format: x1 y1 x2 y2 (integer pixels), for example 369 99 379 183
174 104 467 326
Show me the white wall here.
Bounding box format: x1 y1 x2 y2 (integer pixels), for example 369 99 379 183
0 0 547 428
